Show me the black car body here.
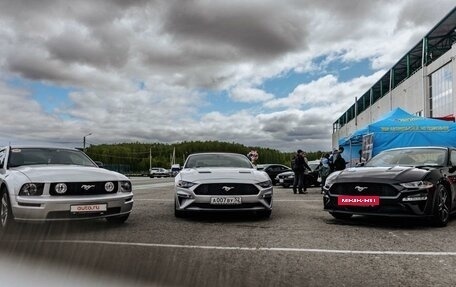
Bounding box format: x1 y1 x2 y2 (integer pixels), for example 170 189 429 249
256 164 291 185
275 160 321 188
323 146 456 226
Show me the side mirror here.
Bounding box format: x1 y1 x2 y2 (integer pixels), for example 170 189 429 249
94 161 104 168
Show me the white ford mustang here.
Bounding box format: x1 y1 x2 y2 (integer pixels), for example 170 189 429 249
0 146 133 231
174 152 273 218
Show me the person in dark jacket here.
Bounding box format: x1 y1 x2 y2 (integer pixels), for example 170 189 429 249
292 149 311 194
333 150 346 171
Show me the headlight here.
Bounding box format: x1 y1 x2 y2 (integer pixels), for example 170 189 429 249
324 171 341 189
177 180 196 188
257 180 272 188
120 181 132 192
19 183 44 196
400 181 433 190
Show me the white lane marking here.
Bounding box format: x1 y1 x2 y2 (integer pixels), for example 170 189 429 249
135 199 321 202
38 240 456 256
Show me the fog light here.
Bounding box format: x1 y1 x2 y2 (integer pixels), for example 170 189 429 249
105 181 115 192
55 183 67 194
402 194 428 202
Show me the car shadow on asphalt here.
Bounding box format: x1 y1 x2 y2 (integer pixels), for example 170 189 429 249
0 220 132 241
177 212 272 223
323 214 456 230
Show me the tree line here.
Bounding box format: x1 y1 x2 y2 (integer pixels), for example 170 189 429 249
85 141 328 173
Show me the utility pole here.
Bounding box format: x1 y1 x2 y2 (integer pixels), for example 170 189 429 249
149 147 152 172
83 133 92 152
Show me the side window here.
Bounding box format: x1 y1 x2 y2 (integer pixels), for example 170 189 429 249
0 149 5 169
450 150 456 166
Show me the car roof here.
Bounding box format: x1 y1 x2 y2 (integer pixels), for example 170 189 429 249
187 152 246 156
5 145 79 151
381 146 449 152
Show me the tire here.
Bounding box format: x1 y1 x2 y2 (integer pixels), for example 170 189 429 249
330 212 353 220
432 184 451 227
1 189 16 231
106 214 130 224
283 183 290 188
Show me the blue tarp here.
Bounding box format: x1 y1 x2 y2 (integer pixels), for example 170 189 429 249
339 108 456 157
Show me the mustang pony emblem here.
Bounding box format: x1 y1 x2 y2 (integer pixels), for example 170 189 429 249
221 186 235 192
354 186 368 192
81 184 95 190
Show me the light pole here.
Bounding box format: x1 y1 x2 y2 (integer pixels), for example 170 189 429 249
83 133 92 152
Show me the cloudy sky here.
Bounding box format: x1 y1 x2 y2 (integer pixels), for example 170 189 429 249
0 0 454 152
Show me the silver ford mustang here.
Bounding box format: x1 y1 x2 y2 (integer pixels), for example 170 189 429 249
174 152 273 218
0 146 133 231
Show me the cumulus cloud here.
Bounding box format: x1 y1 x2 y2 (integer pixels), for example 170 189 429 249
0 0 454 151
229 86 275 103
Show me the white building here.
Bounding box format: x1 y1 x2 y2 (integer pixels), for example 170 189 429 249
332 7 456 148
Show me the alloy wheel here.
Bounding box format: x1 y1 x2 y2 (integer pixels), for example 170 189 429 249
1 192 9 228
437 186 450 223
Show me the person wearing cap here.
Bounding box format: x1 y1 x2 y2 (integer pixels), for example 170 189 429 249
292 149 311 194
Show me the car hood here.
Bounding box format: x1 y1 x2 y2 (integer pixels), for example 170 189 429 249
277 171 294 176
177 167 269 183
11 165 128 182
331 166 429 183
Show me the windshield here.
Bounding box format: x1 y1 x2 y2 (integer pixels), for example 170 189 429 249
8 148 97 168
184 153 253 169
365 148 447 167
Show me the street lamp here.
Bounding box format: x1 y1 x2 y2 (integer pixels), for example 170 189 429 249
83 133 92 152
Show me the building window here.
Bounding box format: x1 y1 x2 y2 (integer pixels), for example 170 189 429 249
429 63 453 117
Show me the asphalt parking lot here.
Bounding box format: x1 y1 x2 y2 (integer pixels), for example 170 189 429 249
1 177 456 286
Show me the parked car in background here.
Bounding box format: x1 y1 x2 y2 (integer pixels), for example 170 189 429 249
256 164 291 185
149 167 171 178
174 152 273 218
0 146 133 231
323 146 456 227
275 160 321 188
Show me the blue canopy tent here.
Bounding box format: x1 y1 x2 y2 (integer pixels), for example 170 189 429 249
339 108 456 165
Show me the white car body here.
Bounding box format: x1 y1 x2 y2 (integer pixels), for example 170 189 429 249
174 152 273 218
0 146 133 230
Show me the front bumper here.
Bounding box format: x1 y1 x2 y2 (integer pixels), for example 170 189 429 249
322 189 436 218
12 193 134 221
175 187 273 212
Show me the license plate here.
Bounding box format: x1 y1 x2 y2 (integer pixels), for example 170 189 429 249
279 179 284 183
70 204 107 213
337 196 380 206
210 197 242 205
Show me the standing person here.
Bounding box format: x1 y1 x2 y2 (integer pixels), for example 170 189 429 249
247 149 259 165
302 152 312 191
333 150 346 171
328 148 338 172
318 153 331 193
292 149 311 194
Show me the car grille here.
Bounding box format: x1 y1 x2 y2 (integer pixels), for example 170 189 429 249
190 203 265 209
330 183 399 197
194 183 259 195
49 182 119 196
47 207 122 219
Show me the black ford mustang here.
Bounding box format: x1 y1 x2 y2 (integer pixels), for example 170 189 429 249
323 146 456 227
